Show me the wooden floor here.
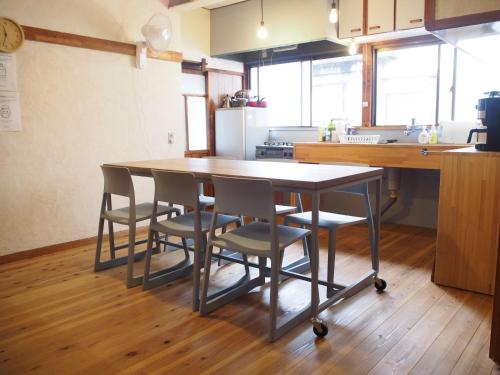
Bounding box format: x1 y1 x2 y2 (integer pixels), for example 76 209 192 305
0 224 498 374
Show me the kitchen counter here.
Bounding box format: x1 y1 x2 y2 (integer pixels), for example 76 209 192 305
294 142 468 169
435 147 500 295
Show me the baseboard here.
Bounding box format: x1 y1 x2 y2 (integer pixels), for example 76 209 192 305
0 227 149 265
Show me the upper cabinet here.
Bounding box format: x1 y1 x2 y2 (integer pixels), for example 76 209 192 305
396 0 425 30
425 0 500 31
338 0 426 40
367 0 395 35
338 0 364 39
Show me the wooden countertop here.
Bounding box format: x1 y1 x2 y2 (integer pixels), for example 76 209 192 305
294 142 469 170
294 142 468 148
443 146 500 156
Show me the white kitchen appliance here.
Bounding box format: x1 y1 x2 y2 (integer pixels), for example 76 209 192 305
215 107 270 160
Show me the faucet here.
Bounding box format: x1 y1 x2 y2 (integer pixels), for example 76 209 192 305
404 118 419 136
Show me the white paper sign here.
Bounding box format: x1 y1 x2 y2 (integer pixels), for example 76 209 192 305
0 52 17 92
0 52 21 131
0 91 21 131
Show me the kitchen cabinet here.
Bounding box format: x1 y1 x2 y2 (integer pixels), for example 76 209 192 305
434 148 500 295
425 0 500 31
367 0 395 35
338 0 364 39
396 0 425 30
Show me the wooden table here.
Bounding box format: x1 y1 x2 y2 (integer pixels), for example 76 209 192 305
107 158 384 338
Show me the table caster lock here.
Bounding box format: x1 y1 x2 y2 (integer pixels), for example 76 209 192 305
374 277 387 292
311 318 328 338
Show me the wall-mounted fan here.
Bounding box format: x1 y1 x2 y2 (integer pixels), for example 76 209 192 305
136 12 173 69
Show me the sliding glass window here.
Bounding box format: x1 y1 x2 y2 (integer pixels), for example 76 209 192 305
311 55 362 127
249 55 363 127
375 44 439 125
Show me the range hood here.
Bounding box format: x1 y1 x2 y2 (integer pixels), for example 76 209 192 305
430 21 500 67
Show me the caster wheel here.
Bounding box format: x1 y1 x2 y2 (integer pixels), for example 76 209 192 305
313 322 329 338
375 278 387 292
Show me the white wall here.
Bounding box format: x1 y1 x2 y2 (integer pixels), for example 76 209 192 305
210 0 336 56
0 0 242 255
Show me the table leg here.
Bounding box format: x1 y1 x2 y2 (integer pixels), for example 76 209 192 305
310 191 320 317
373 178 381 273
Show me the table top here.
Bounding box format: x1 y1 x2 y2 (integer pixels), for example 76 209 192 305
106 158 383 191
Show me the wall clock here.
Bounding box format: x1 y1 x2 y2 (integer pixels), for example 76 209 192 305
0 17 24 53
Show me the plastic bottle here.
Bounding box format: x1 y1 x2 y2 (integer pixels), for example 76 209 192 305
318 127 325 142
418 126 430 144
429 124 438 144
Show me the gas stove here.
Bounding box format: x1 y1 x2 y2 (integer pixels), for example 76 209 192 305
256 142 294 160
263 141 294 147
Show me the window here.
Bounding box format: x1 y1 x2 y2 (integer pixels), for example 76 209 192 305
182 73 208 151
375 44 439 125
250 55 363 127
252 61 303 127
374 37 500 125
185 96 208 151
312 55 362 127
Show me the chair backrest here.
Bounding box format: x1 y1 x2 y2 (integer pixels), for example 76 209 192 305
152 170 199 207
101 165 134 198
211 175 275 221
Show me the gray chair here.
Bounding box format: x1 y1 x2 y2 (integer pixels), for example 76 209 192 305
94 165 180 288
258 159 302 215
143 170 241 311
199 175 310 342
284 162 375 298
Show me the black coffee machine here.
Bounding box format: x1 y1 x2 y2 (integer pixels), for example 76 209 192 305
467 91 500 151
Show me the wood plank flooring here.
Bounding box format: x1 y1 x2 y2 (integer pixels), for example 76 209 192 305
0 224 498 374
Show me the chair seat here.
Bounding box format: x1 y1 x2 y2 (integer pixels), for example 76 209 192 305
103 203 179 225
199 194 215 208
275 204 297 215
210 222 310 256
151 211 240 237
285 211 366 229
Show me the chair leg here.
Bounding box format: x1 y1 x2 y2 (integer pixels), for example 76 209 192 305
217 226 227 267
242 254 250 276
154 231 161 254
143 229 156 286
327 228 337 298
181 237 190 260
192 233 204 311
94 217 105 271
199 244 214 316
269 255 280 342
258 256 267 284
126 225 142 288
108 221 116 259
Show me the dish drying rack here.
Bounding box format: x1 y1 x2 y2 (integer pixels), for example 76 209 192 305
339 134 380 144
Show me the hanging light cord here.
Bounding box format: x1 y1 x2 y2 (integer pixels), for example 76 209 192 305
261 0 264 24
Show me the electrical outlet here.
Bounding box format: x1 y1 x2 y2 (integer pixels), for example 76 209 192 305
168 132 174 144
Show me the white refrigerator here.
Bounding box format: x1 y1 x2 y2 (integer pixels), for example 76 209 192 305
215 107 270 160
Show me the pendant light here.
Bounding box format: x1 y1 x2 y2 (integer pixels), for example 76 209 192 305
348 40 358 55
329 0 338 24
257 0 268 40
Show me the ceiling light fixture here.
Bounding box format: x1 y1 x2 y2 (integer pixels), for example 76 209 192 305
257 0 268 40
329 0 338 24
